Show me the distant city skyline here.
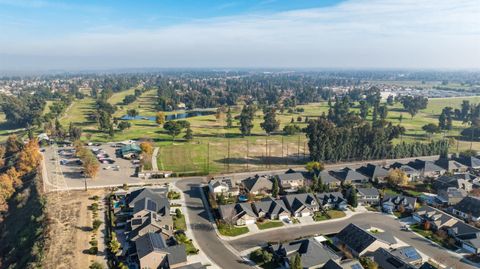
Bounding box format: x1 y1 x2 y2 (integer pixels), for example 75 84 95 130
0 0 479 71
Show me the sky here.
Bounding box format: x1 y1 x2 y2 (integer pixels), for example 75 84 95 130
0 0 479 71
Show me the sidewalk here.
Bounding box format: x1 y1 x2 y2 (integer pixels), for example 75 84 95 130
151 147 160 171
170 183 220 269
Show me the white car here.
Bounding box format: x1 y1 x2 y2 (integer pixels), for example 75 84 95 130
103 166 111 170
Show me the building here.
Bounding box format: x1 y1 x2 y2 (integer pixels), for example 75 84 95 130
389 246 423 266
128 211 173 241
318 171 342 189
452 196 480 222
282 193 319 217
208 176 239 196
219 203 256 225
413 205 458 230
356 188 380 205
335 224 398 257
252 198 290 220
435 158 468 173
117 143 142 159
437 188 467 206
372 248 416 269
277 172 306 192
332 168 369 185
356 164 389 182
127 188 169 209
316 192 348 210
135 233 187 269
446 221 480 254
407 159 446 178
455 156 480 170
433 175 473 192
389 163 421 182
270 238 340 269
322 259 364 269
381 195 417 214
241 175 273 195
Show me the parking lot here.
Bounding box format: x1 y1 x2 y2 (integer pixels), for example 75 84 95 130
42 142 145 190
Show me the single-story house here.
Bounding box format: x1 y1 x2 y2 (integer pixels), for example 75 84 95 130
316 192 348 210
135 232 187 269
356 188 380 205
219 203 256 226
270 238 340 269
208 176 240 196
372 248 416 269
356 164 389 182
322 259 364 269
446 221 480 254
335 223 398 257
407 159 446 178
318 170 342 189
252 198 290 220
332 168 369 185
241 175 273 195
413 205 458 230
452 196 480 222
435 158 468 173
436 187 467 206
389 246 423 266
455 156 480 170
381 195 417 214
282 193 319 217
433 175 473 192
277 172 306 192
388 163 421 182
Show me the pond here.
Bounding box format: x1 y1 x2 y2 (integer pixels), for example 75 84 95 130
120 110 215 121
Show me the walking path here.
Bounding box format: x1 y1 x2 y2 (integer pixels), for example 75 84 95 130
152 147 159 171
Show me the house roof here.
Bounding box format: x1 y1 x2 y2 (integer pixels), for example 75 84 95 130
316 192 346 207
242 175 273 193
128 212 173 240
120 143 141 155
389 162 419 174
389 246 422 264
277 172 305 182
456 156 480 169
381 195 417 209
135 232 187 263
282 193 318 213
435 158 467 171
209 176 236 189
219 203 256 220
415 205 457 228
272 238 339 268
373 248 416 269
252 198 289 217
323 259 364 269
176 262 207 269
453 196 480 218
437 188 467 201
127 188 169 209
433 175 472 191
318 171 341 185
335 223 378 254
408 159 445 173
419 262 437 269
357 187 379 197
356 164 389 179
332 168 368 182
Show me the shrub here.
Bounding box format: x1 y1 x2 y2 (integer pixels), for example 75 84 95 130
92 219 103 231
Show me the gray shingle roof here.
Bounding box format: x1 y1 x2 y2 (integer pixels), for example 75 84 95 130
332 168 368 182
381 195 416 210
357 187 379 197
356 164 389 179
277 172 305 182
318 171 341 185
135 232 168 259
272 238 339 268
252 198 289 217
316 192 346 207
242 175 273 193
435 158 467 171
323 259 364 269
408 159 445 173
373 248 416 269
456 156 480 169
453 196 480 218
336 224 378 254
282 193 318 214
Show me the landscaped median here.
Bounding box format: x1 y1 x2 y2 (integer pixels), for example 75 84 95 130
256 220 284 230
313 210 346 222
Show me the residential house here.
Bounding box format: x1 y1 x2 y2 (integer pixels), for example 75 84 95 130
322 259 364 269
282 193 319 217
318 170 342 189
135 232 187 269
455 156 480 170
413 205 458 230
356 188 380 205
389 163 421 182
381 195 417 214
332 168 369 185
433 175 473 192
446 221 480 254
208 176 239 196
241 175 273 195
389 246 423 266
407 159 446 178
335 223 398 257
128 211 173 241
252 198 290 220
219 203 256 225
372 248 416 269
316 192 348 210
419 262 437 269
452 196 480 222
277 172 306 192
270 238 340 269
132 196 170 218
435 158 468 173
127 188 169 209
356 164 389 183
437 188 467 206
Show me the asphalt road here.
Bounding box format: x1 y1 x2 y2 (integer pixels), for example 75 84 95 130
176 178 253 269
230 213 475 269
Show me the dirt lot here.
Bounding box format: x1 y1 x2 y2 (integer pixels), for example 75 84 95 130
42 189 106 269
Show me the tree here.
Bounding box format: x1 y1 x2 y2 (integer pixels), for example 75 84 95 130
16 139 42 176
378 105 388 120
69 123 82 140
155 112 165 125
139 141 154 156
5 135 23 157
401 95 428 118
250 249 273 265
89 261 105 269
83 153 100 179
289 253 302 269
239 105 255 136
127 109 138 118
117 121 131 132
305 161 324 173
272 178 279 197
184 126 193 140
387 169 408 186
359 100 369 119
226 107 233 128
348 186 358 208
260 107 279 135
109 232 121 255
387 95 394 106
283 124 301 135
164 121 184 141
422 123 440 136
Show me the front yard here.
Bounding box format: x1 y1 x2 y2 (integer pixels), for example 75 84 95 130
410 224 457 250
256 220 284 230
217 222 250 237
313 210 347 222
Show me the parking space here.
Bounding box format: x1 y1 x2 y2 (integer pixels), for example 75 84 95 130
43 143 143 189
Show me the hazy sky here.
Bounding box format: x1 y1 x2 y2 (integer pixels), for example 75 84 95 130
0 0 479 71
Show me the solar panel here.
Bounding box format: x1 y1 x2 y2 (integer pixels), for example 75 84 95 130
351 264 362 269
404 248 421 259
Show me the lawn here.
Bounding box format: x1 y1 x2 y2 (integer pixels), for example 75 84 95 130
217 224 249 237
410 224 457 250
256 220 284 230
313 210 346 221
173 214 187 231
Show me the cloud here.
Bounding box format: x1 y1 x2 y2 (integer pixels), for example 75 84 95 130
1 0 479 70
